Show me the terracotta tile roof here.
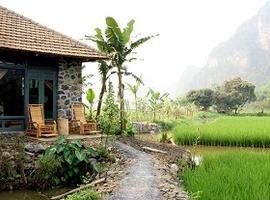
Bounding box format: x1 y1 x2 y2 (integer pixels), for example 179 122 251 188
0 5 106 60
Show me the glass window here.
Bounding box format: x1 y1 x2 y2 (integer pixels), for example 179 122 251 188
0 68 24 116
44 80 53 118
29 79 39 104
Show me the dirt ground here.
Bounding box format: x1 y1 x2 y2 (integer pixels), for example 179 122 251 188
118 135 187 163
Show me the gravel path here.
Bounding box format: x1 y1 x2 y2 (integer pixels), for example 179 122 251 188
109 141 161 200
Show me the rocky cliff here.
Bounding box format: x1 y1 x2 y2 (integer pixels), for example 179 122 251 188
178 2 270 95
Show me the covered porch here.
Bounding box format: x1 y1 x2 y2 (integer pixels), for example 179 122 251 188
0 5 105 132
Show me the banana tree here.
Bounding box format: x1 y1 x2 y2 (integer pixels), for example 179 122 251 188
86 17 157 134
86 88 95 120
95 60 114 118
126 75 143 121
147 88 169 121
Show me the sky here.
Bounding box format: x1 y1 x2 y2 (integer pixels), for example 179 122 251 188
0 0 269 98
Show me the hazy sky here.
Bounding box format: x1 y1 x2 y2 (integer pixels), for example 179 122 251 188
0 0 269 97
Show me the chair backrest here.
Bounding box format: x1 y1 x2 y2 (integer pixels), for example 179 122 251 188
28 104 45 125
72 104 86 123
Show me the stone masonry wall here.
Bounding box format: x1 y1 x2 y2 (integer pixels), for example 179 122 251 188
57 59 82 119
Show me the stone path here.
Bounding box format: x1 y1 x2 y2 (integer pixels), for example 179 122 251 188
109 141 161 200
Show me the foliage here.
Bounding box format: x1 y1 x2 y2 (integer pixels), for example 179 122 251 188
97 82 120 139
173 116 270 147
155 120 178 131
126 76 143 121
124 121 137 137
33 154 61 189
87 16 157 134
45 136 102 185
183 151 270 200
86 88 96 120
159 132 171 143
147 88 169 121
0 136 26 183
95 60 113 118
81 65 93 90
65 189 101 200
86 88 96 105
186 88 215 110
214 77 256 114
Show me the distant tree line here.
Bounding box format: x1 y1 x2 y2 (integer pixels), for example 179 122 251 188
185 77 256 114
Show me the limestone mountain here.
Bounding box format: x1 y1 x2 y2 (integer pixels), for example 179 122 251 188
178 2 270 95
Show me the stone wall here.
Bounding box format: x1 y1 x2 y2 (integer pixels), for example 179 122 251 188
132 122 162 133
57 59 82 119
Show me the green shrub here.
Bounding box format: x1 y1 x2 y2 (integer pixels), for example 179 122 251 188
97 82 120 136
96 146 116 163
65 189 101 200
45 136 102 185
159 132 171 143
155 120 178 131
33 154 61 189
124 121 137 137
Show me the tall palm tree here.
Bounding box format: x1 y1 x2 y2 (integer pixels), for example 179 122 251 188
86 17 157 134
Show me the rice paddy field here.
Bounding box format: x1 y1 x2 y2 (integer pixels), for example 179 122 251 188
173 116 270 147
182 151 270 200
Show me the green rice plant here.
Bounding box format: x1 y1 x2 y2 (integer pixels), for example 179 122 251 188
65 188 101 200
173 116 270 147
183 151 270 200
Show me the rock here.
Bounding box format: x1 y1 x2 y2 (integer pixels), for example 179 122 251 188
2 151 11 159
170 164 179 174
25 143 45 154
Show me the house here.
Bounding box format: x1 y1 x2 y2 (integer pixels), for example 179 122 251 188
0 5 105 131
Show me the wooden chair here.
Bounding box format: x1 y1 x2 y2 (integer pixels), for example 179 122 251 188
70 103 99 134
26 104 57 138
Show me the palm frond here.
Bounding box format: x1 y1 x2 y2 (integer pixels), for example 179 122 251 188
123 19 135 45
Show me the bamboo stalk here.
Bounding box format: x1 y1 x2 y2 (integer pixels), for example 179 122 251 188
50 178 105 200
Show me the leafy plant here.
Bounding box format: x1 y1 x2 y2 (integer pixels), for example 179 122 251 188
33 154 61 189
86 88 96 120
65 189 101 200
45 136 102 185
87 17 157 134
124 121 137 137
126 76 143 121
147 88 169 121
97 82 120 146
159 132 171 143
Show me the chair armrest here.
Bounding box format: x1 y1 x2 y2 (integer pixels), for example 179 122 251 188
28 121 38 129
45 119 56 124
70 119 81 123
86 121 96 124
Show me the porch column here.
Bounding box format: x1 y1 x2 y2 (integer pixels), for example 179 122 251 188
57 59 82 119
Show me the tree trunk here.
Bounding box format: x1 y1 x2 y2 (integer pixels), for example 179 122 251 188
135 93 138 121
96 78 106 118
117 65 125 134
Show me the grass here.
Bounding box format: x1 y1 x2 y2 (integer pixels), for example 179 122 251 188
173 116 270 147
65 188 101 200
182 151 270 200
